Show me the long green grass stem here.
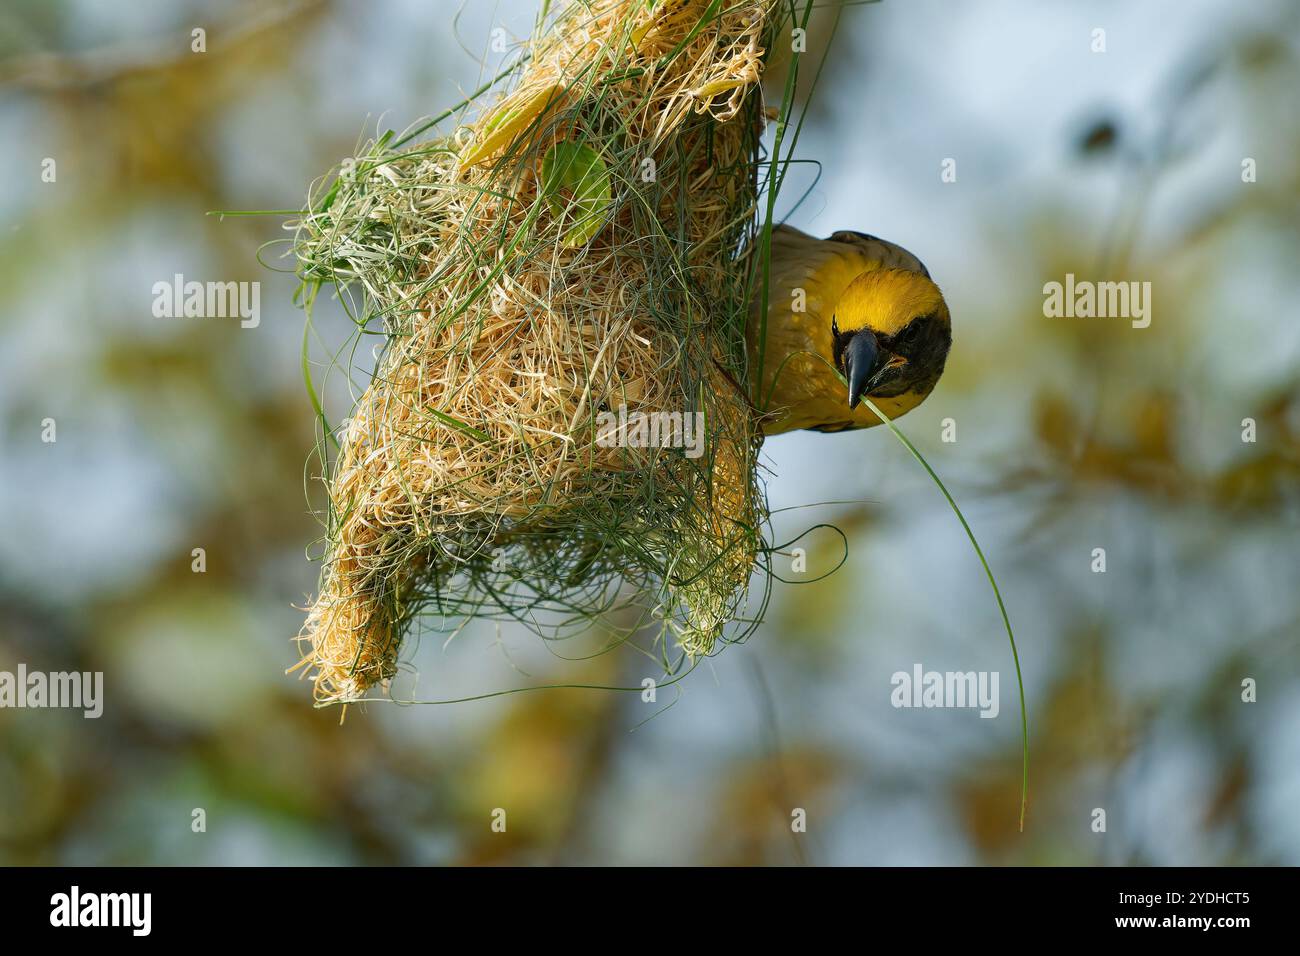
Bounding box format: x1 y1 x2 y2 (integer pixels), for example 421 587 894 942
861 397 1029 832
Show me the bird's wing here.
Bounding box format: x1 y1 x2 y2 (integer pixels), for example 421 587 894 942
822 229 931 278
758 225 931 320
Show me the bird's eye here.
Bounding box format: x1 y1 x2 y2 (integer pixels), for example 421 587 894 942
897 320 923 347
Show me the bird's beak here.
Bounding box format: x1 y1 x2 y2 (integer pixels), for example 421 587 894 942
844 330 883 410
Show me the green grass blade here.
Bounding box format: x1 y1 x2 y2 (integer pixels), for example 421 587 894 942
300 282 339 452
425 407 493 443
861 397 1029 832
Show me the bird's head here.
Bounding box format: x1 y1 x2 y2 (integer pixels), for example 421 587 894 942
830 268 952 414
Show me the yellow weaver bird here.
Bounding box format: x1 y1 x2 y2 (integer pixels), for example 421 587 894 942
750 225 952 434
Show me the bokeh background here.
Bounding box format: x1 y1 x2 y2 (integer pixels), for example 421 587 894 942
2 0 1298 865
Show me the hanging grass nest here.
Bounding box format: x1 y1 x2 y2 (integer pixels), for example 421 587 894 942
292 0 784 705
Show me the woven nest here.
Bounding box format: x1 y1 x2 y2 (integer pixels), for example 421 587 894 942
292 0 782 705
